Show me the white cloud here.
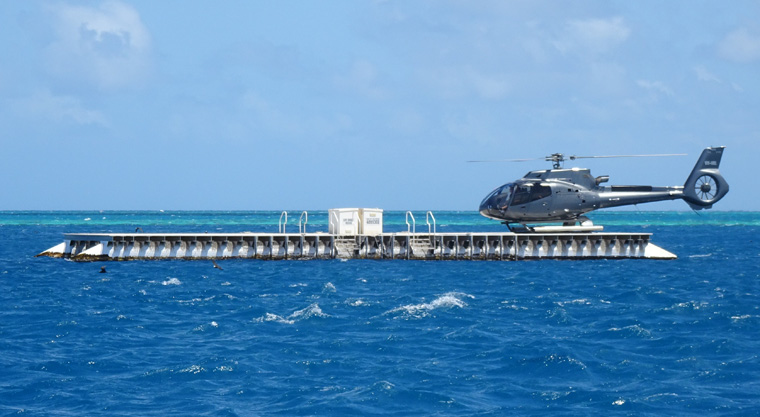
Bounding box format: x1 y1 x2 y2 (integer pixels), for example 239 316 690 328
14 91 108 126
719 28 760 63
636 80 674 98
554 17 630 56
693 66 743 92
693 66 722 84
45 1 152 90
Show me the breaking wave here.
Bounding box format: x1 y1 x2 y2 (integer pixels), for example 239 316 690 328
255 303 330 324
385 292 474 319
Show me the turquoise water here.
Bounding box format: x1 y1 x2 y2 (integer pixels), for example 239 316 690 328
4 209 759 228
1 211 759 415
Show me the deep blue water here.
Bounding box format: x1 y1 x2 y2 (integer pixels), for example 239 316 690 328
1 211 759 416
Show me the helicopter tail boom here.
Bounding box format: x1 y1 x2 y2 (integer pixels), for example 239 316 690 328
682 146 728 210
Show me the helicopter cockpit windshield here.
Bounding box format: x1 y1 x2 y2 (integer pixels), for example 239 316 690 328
480 183 515 210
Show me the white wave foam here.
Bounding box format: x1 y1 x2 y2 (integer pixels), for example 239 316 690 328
323 282 336 293
179 364 205 374
162 277 181 286
255 303 329 324
254 313 294 324
689 253 713 258
609 324 652 337
386 292 473 318
544 354 587 369
670 301 709 310
501 302 528 311
556 298 591 307
541 390 572 400
289 303 329 320
347 298 368 307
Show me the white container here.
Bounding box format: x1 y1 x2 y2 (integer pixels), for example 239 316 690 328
328 208 360 235
359 208 383 235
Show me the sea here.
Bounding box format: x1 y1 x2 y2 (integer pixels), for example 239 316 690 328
1 210 758 416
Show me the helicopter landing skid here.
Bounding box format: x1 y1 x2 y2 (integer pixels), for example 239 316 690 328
508 217 604 233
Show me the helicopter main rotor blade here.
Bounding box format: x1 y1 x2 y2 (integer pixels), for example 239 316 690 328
569 153 687 160
466 158 540 163
468 153 687 164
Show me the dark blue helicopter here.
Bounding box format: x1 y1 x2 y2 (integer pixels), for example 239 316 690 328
476 147 728 230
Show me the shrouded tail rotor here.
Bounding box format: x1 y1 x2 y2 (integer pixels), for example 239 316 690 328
683 147 728 209
694 175 719 201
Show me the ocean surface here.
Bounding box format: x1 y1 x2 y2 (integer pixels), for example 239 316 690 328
1 210 758 416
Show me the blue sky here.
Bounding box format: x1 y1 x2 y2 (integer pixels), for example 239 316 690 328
1 1 757 211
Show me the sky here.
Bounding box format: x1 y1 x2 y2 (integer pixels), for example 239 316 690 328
1 1 758 211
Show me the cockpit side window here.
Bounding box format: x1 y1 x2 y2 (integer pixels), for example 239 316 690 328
512 186 531 205
530 184 551 201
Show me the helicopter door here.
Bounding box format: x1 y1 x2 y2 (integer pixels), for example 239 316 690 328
512 184 552 218
531 184 552 216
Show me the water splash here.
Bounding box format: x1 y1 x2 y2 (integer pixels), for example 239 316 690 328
385 292 474 319
162 277 182 286
255 303 329 324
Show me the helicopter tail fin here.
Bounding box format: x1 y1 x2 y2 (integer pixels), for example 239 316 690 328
682 146 729 210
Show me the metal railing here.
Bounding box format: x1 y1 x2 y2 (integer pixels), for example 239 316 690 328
426 211 436 234
278 211 288 233
298 211 308 234
405 211 416 234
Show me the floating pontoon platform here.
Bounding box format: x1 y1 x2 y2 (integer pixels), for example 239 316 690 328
37 210 677 261
38 231 676 261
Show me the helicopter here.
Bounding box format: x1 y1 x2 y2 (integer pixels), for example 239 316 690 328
475 146 728 232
